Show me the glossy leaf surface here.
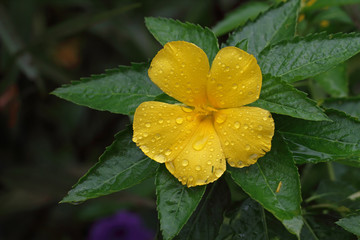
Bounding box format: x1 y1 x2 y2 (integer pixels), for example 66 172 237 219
61 128 159 203
156 165 206 240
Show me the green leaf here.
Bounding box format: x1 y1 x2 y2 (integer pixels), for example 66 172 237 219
276 109 360 164
336 212 360 236
228 134 303 236
304 0 360 11
216 198 268 240
156 165 206 240
212 2 269 37
226 0 300 57
322 97 360 120
61 127 159 203
258 32 360 83
176 179 231 240
313 63 348 98
249 75 329 121
145 17 219 63
52 63 162 115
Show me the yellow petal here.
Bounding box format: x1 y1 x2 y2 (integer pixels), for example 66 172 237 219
133 101 200 163
208 46 262 108
165 117 226 187
213 107 274 167
148 41 209 107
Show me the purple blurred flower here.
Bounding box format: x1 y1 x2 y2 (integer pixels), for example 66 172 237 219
88 211 154 240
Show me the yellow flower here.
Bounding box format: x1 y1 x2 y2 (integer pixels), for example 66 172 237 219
133 41 274 187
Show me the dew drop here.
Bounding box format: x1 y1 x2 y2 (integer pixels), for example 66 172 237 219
154 154 166 162
243 124 249 130
196 179 206 185
229 161 235 167
193 137 208 151
232 83 238 90
195 165 202 171
158 119 164 124
181 62 185 68
258 125 263 130
217 84 223 90
238 56 243 60
186 116 194 121
236 64 240 69
257 134 262 139
248 91 253 95
155 133 161 140
215 168 223 177
167 161 175 171
186 88 191 93
165 149 172 156
176 117 184 124
249 154 258 160
145 123 151 128
181 106 193 113
225 141 230 146
175 83 180 88
207 160 212 165
142 146 149 153
263 116 268 121
188 98 194 103
182 159 189 167
215 114 227 124
245 144 250 151
224 66 230 72
219 100 225 105
143 133 148 137
234 121 240 129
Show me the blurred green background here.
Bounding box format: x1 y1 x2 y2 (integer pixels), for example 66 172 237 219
1 0 360 239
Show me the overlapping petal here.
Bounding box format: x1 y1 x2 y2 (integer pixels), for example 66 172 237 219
133 101 201 163
208 47 262 108
148 41 210 107
213 107 274 167
165 117 226 187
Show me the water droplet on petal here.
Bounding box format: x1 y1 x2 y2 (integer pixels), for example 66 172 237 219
196 179 206 185
249 154 258 160
234 121 240 129
176 117 184 124
232 83 238 90
158 119 164 124
195 165 201 171
258 125 263 130
225 141 230 146
154 154 166 162
245 144 250 151
143 133 148 137
182 159 189 167
243 124 249 129
207 160 212 165
263 117 268 121
235 64 240 69
215 168 223 177
145 123 151 128
193 135 208 151
155 134 161 140
142 146 149 153
165 149 172 156
215 114 227 124
224 66 230 72
229 161 235 167
167 161 175 171
189 176 194 181
181 106 193 113
217 84 223 90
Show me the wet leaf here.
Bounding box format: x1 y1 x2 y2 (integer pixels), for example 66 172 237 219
156 165 206 240
145 17 219 63
61 128 159 203
228 134 303 237
52 63 162 115
259 32 360 83
250 75 329 121
227 0 300 57
276 109 360 164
